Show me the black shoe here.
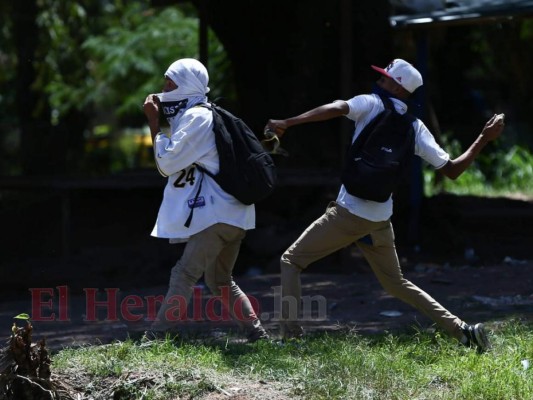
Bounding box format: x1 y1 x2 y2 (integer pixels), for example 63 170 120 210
247 326 270 343
461 323 490 353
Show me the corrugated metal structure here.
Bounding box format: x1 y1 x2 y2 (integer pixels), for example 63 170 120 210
390 0 533 28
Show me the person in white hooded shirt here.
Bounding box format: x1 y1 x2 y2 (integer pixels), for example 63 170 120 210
143 58 269 342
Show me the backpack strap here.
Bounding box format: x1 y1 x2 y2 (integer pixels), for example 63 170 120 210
184 170 205 228
349 95 395 151
193 102 216 180
378 94 416 152
378 94 395 111
183 102 213 228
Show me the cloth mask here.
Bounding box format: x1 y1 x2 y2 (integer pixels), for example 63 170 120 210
371 83 420 112
371 83 401 101
159 99 189 119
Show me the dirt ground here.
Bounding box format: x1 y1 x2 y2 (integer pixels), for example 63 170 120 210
1 193 532 349
2 258 531 352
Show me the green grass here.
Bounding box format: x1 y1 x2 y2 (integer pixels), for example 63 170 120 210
51 318 533 399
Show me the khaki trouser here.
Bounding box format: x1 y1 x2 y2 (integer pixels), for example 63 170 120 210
152 223 261 333
280 201 464 340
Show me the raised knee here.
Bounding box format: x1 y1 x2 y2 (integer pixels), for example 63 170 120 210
280 259 302 276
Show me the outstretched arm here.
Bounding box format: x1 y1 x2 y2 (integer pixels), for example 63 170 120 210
439 113 505 180
264 101 349 138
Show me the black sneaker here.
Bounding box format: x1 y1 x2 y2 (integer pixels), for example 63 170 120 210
461 323 490 353
247 326 270 343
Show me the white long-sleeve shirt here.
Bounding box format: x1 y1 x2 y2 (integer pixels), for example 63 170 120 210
336 94 450 222
151 105 255 240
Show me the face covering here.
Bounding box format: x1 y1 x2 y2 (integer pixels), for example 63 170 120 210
371 83 398 100
159 98 189 119
371 83 420 111
155 58 210 122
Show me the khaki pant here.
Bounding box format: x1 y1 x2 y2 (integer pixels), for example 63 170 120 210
280 202 464 340
153 223 261 333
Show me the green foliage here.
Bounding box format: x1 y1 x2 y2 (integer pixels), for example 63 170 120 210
13 313 31 320
35 0 234 123
35 0 98 124
12 0 235 175
424 133 533 197
521 19 533 39
486 145 533 191
34 1 192 119
52 319 533 399
79 4 199 117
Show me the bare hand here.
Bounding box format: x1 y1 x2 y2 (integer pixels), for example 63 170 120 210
143 94 160 122
481 113 505 142
143 94 162 139
264 119 288 138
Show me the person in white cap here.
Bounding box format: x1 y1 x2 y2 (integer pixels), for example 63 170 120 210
264 58 505 351
142 58 269 342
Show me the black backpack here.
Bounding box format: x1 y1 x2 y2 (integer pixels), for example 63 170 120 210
341 94 416 202
185 102 277 227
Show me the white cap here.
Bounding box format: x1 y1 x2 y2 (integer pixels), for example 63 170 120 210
371 59 423 93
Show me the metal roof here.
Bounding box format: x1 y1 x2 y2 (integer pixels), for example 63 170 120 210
390 0 533 29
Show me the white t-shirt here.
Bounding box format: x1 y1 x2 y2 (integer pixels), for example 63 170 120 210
336 94 449 222
151 106 255 240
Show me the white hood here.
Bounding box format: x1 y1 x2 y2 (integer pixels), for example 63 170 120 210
156 58 210 103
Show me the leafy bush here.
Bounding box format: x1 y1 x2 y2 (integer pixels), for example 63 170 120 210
424 133 533 197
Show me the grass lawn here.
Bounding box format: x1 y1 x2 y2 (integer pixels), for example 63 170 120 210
48 318 533 399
